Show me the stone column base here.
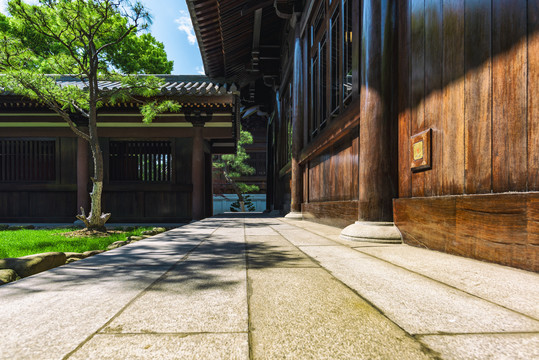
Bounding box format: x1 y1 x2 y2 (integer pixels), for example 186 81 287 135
340 221 402 243
284 211 303 220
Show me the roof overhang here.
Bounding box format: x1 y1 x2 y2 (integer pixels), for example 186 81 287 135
187 0 295 88
0 75 241 154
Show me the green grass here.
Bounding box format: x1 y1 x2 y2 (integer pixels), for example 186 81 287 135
0 227 153 258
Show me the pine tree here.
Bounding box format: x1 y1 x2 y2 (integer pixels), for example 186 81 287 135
0 0 178 231
213 128 259 212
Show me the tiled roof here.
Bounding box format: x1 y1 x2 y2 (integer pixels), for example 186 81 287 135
53 75 238 96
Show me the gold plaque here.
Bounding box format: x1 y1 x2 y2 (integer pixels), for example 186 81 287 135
413 141 423 160
410 129 432 172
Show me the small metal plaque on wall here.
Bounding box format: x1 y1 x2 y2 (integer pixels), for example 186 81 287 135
410 129 432 172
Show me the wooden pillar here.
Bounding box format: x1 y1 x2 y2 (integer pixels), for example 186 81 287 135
191 122 205 220
76 134 89 214
285 24 304 219
340 0 401 242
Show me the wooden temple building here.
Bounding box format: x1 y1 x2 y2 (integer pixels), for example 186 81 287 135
0 75 240 223
187 0 538 272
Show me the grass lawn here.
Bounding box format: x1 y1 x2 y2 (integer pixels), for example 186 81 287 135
0 227 153 258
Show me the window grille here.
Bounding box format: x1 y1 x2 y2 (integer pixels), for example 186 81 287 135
0 139 56 182
342 0 353 103
109 140 172 182
309 0 356 140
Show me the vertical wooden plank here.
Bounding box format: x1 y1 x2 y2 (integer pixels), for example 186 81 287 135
16 139 19 181
464 0 492 194
313 159 319 201
342 142 350 200
329 147 336 201
411 0 426 197
151 142 156 182
398 0 412 198
492 0 527 192
302 165 307 203
30 140 34 181
9 140 13 181
28 140 32 181
442 0 465 195
308 162 314 201
6 140 10 181
352 134 359 200
323 152 329 201
12 140 16 181
100 138 109 184
528 1 539 190
23 140 28 181
1 140 5 181
60 138 76 185
424 0 443 196
52 140 56 181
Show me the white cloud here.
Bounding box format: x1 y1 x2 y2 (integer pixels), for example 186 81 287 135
196 66 205 75
175 10 196 45
1 0 40 15
0 0 8 14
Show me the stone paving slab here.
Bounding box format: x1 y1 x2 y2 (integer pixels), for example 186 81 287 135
0 221 221 360
245 235 318 268
248 267 435 360
297 245 539 334
0 265 173 360
2 214 538 360
281 218 342 238
356 244 539 319
271 228 337 246
101 245 248 334
101 265 248 334
418 333 539 360
69 333 249 360
244 226 280 236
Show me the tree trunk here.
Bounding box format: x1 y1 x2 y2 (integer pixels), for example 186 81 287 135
75 65 110 231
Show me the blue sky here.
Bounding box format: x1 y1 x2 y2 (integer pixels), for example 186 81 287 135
139 0 204 74
0 0 205 75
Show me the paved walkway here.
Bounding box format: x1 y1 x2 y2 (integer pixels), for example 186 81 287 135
0 214 538 359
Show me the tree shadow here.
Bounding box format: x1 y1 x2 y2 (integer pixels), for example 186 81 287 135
0 213 304 297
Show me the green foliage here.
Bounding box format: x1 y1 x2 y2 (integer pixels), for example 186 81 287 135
213 128 260 195
0 0 178 125
0 0 179 227
213 127 260 212
108 33 173 74
0 0 172 74
0 227 153 258
230 195 256 212
140 100 181 124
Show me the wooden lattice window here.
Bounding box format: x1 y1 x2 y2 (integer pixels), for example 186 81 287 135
0 138 56 182
309 0 356 140
109 140 172 182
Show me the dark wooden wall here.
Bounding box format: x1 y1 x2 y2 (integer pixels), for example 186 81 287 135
302 132 359 227
396 0 538 272
395 193 539 272
0 136 198 223
399 0 537 197
0 137 77 222
102 137 193 223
